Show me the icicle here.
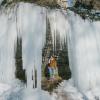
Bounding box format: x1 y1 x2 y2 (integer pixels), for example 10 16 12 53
0 7 17 84
17 3 46 89
48 9 69 53
67 11 100 92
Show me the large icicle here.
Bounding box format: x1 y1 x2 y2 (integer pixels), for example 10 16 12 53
0 2 100 99
67 11 100 93
0 7 17 84
48 9 69 51
17 3 46 89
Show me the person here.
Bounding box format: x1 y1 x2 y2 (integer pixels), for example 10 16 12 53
48 63 53 80
49 56 59 79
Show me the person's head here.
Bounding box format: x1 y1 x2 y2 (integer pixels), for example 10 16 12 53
50 56 55 61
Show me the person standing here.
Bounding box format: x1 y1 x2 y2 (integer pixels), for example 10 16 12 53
49 56 59 79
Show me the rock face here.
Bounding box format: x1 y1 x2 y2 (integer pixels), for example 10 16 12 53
57 0 67 8
1 0 100 10
75 0 100 10
94 0 100 10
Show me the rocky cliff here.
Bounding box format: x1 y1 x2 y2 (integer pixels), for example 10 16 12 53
75 0 100 10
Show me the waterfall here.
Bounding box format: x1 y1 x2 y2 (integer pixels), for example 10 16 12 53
0 7 17 84
48 9 69 51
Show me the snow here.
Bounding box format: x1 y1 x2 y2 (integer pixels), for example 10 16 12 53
0 6 17 84
0 83 11 96
0 82 53 100
53 79 83 100
1 80 100 100
0 2 46 89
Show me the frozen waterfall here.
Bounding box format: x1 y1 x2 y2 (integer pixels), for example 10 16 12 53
0 3 46 90
48 9 100 94
68 12 100 93
0 2 100 99
0 7 17 84
16 3 46 89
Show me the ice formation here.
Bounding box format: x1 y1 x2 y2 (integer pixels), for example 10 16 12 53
48 9 100 94
0 1 100 100
0 7 17 84
16 3 46 89
0 3 46 90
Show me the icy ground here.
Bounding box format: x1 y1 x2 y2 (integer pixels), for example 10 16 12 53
0 79 100 100
53 79 100 100
0 80 51 100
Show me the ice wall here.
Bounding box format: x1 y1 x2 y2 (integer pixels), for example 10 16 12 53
67 12 100 92
0 1 100 95
0 7 17 84
48 9 100 94
0 3 46 90
17 3 46 89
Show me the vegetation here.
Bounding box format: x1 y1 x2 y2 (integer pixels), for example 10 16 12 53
67 0 100 21
33 0 60 8
1 0 60 8
42 78 62 92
